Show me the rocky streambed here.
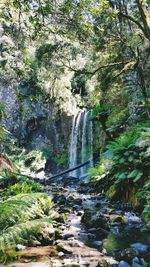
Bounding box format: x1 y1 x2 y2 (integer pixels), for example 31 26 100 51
7 176 150 267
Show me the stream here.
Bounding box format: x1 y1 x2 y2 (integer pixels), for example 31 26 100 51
9 175 150 267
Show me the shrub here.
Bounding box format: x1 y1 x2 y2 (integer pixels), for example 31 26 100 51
89 122 150 210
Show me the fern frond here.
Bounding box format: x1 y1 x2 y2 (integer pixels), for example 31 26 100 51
0 193 53 231
0 217 54 252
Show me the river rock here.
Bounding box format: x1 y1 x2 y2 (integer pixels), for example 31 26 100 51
58 251 64 257
130 243 149 253
118 261 130 267
93 241 103 249
132 257 140 264
57 242 73 254
16 244 26 251
132 263 142 267
124 212 142 224
77 210 84 216
11 263 51 267
82 210 109 230
109 215 128 224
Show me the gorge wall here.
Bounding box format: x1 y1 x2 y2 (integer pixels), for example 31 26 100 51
0 78 101 174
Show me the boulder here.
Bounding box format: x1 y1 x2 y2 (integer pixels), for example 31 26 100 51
130 243 149 254
118 261 130 267
57 242 73 254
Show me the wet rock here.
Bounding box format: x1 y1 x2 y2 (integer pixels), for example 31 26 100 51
124 213 142 224
59 232 74 240
115 211 123 215
132 263 142 267
77 210 84 216
93 241 103 249
74 198 82 205
64 262 80 267
51 259 62 267
82 211 109 230
57 242 73 254
132 257 144 267
130 243 149 254
16 244 26 251
11 263 51 267
54 214 65 223
80 232 95 240
118 261 130 267
68 239 83 247
58 251 64 257
132 257 140 264
109 215 128 224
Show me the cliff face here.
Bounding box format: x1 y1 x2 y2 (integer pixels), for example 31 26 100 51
0 79 73 172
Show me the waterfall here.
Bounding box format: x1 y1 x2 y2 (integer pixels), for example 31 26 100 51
69 110 82 177
69 109 94 178
89 110 94 168
81 110 89 176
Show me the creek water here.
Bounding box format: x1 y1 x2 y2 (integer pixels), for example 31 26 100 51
45 176 150 266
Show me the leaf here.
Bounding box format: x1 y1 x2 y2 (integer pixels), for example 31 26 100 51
128 169 142 179
133 172 143 182
116 172 127 180
128 155 134 162
119 157 126 164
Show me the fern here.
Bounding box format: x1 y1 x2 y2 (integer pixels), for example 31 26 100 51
0 172 18 189
0 217 54 251
0 193 53 231
107 129 139 153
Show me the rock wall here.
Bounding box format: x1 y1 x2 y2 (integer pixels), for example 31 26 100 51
0 78 73 172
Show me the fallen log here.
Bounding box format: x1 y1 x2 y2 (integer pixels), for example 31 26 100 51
47 160 90 180
7 160 90 183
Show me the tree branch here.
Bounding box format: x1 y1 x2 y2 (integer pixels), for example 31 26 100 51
119 12 145 34
86 61 131 76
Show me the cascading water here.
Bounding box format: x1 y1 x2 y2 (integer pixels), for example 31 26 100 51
69 110 83 177
89 110 94 168
69 109 94 178
81 110 89 176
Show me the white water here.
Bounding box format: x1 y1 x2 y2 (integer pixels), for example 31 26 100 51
89 110 94 168
69 110 82 177
81 110 89 176
69 109 94 178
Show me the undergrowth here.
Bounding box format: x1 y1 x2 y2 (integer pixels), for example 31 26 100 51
89 122 150 220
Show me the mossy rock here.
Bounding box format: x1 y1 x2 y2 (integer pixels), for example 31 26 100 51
109 214 128 224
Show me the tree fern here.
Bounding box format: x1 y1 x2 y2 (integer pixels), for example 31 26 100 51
107 130 139 153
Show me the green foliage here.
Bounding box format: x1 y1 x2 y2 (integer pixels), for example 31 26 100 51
56 153 68 167
107 128 140 152
0 217 53 252
0 189 55 263
5 178 42 196
11 149 46 173
0 103 6 120
137 176 150 221
92 104 111 120
90 122 150 210
36 44 58 66
41 147 53 160
0 172 18 189
0 193 53 231
0 103 8 144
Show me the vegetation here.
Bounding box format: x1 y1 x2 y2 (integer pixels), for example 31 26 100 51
0 0 150 264
89 122 150 218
